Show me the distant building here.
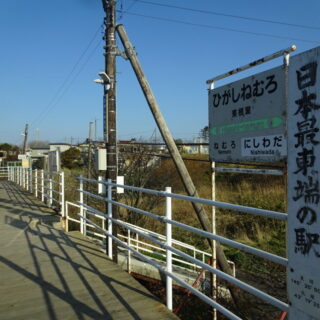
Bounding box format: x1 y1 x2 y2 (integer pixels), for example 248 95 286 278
77 143 90 153
30 147 50 159
49 143 71 153
181 138 209 155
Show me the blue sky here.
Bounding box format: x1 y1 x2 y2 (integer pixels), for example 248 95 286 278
1 0 319 146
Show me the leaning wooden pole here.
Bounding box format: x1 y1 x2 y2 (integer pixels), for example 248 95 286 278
116 24 240 307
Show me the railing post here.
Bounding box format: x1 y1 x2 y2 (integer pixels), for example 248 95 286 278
27 168 29 190
60 172 65 217
212 160 217 319
29 167 33 193
26 168 29 191
34 169 38 197
79 175 84 234
127 229 131 273
41 170 44 202
65 202 69 232
22 167 24 187
49 175 53 207
107 179 113 259
136 233 139 253
25 168 27 189
166 186 173 311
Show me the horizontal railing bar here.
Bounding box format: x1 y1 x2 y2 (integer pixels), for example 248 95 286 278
79 194 286 266
66 217 80 224
66 201 81 208
43 186 61 195
78 214 242 320
124 221 200 251
119 241 201 269
206 45 296 84
118 237 216 270
42 171 61 176
77 178 287 221
214 168 283 175
43 195 59 203
122 222 216 258
86 230 106 238
51 189 62 195
44 179 61 185
80 205 288 312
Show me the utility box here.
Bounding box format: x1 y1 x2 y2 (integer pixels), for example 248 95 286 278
95 149 107 171
48 150 60 172
98 176 106 194
18 154 30 168
116 176 124 194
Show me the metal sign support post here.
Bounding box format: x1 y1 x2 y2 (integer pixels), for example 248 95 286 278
210 81 217 320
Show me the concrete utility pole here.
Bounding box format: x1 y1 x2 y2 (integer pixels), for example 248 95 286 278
88 122 94 179
116 24 240 307
22 124 29 154
86 122 94 204
101 0 118 262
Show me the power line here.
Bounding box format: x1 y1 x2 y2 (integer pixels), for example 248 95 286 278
119 0 138 20
33 39 102 127
119 11 320 44
30 24 103 128
132 0 320 31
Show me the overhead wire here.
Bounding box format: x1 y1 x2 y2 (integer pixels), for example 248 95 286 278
132 0 320 31
118 0 138 21
29 23 104 129
33 39 103 127
119 11 320 44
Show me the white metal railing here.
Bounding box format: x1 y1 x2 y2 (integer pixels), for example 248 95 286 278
8 167 65 217
65 200 236 277
74 176 288 320
0 167 9 178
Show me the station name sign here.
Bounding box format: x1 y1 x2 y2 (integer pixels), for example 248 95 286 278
208 66 286 163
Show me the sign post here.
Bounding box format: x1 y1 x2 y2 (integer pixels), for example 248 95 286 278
287 46 320 320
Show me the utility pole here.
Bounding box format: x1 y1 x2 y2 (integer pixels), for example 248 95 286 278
101 0 118 262
87 122 94 203
22 124 29 154
88 122 94 180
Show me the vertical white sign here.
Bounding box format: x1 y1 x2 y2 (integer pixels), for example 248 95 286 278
288 46 320 319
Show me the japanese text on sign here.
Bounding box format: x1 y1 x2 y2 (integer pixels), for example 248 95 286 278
288 46 320 319
209 66 286 163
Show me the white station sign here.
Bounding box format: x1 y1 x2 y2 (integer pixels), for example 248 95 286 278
209 66 287 163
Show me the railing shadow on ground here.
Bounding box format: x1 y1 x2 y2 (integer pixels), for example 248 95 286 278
1 180 49 213
0 181 157 320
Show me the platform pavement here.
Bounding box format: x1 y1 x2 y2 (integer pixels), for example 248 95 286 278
0 180 179 320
